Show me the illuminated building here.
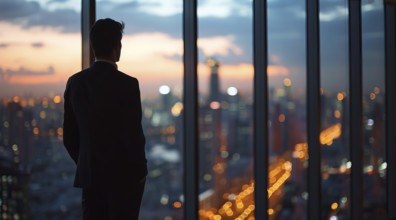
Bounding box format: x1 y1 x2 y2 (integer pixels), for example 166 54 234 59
199 58 226 209
207 58 221 103
1 101 33 169
0 162 30 220
0 101 32 219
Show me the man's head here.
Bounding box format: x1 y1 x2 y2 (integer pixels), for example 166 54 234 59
90 18 124 62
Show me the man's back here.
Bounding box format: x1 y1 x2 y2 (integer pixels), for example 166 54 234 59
64 61 147 189
63 18 147 220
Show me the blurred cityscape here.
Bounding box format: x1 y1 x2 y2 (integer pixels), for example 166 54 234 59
0 58 386 220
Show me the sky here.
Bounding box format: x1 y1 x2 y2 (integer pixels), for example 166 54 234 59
0 0 386 98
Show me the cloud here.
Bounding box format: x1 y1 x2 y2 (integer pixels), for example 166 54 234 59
0 43 10 48
48 0 69 3
31 42 44 48
0 0 41 20
97 2 182 38
0 0 386 95
0 0 79 32
0 65 58 86
319 2 385 92
138 1 182 17
198 0 251 18
122 32 182 58
198 36 242 57
97 0 302 76
320 6 348 22
0 66 55 78
115 1 139 10
162 54 182 62
24 8 79 32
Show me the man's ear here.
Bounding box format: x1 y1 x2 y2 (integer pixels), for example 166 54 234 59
115 42 121 62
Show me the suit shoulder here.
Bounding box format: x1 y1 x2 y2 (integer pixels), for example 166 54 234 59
117 70 139 84
68 68 90 83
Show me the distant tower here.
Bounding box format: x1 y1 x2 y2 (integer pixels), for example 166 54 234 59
281 78 292 152
198 58 226 209
207 58 220 102
159 85 172 111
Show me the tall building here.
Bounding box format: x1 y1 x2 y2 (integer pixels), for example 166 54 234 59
0 101 33 220
5 101 33 170
199 58 226 209
0 161 30 220
207 58 221 103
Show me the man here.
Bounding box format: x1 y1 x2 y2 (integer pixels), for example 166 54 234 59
63 18 147 220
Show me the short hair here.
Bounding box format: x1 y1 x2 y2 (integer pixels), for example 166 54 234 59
90 18 124 57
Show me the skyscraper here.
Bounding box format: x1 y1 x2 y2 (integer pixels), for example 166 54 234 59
207 58 221 103
199 57 226 209
0 100 32 219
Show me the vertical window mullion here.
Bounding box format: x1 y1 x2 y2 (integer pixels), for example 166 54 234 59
183 0 199 219
253 0 269 219
385 3 396 219
306 0 321 219
81 0 95 69
349 0 364 219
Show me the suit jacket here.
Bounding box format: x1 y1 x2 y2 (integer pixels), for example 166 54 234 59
63 61 147 189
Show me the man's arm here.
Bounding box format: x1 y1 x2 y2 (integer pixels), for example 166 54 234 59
134 79 146 148
63 78 80 164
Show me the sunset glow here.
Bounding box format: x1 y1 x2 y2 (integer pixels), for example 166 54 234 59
1 20 291 96
0 21 80 91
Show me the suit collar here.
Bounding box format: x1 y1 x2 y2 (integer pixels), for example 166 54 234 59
93 60 118 70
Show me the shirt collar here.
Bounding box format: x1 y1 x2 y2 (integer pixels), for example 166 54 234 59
94 58 118 70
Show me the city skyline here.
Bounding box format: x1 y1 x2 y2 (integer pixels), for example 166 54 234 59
0 67 386 219
0 0 386 97
0 0 388 219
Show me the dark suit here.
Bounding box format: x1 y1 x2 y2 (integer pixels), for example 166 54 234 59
63 61 147 219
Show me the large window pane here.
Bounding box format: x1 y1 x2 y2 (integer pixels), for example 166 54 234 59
0 0 81 219
267 0 307 219
320 0 351 219
197 1 254 219
96 1 184 219
362 0 386 219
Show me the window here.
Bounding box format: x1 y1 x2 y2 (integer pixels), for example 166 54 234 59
0 0 81 219
197 1 254 218
268 0 308 219
362 0 386 219
320 0 351 218
1 0 394 219
96 1 184 219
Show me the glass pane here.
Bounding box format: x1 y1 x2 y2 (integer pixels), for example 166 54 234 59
320 0 351 219
0 0 81 219
362 0 387 219
267 0 307 219
96 1 184 219
197 0 254 219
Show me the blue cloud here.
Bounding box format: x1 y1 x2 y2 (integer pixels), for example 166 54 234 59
0 0 79 32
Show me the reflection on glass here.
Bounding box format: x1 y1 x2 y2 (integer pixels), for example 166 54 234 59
96 1 184 219
362 0 386 219
267 0 307 219
0 0 81 219
197 0 254 219
320 0 351 219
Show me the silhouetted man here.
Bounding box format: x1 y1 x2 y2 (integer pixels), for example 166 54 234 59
63 18 147 220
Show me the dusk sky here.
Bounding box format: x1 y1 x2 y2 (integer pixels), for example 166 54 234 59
0 0 385 97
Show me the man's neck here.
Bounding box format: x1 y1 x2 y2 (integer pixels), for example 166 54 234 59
95 58 117 69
